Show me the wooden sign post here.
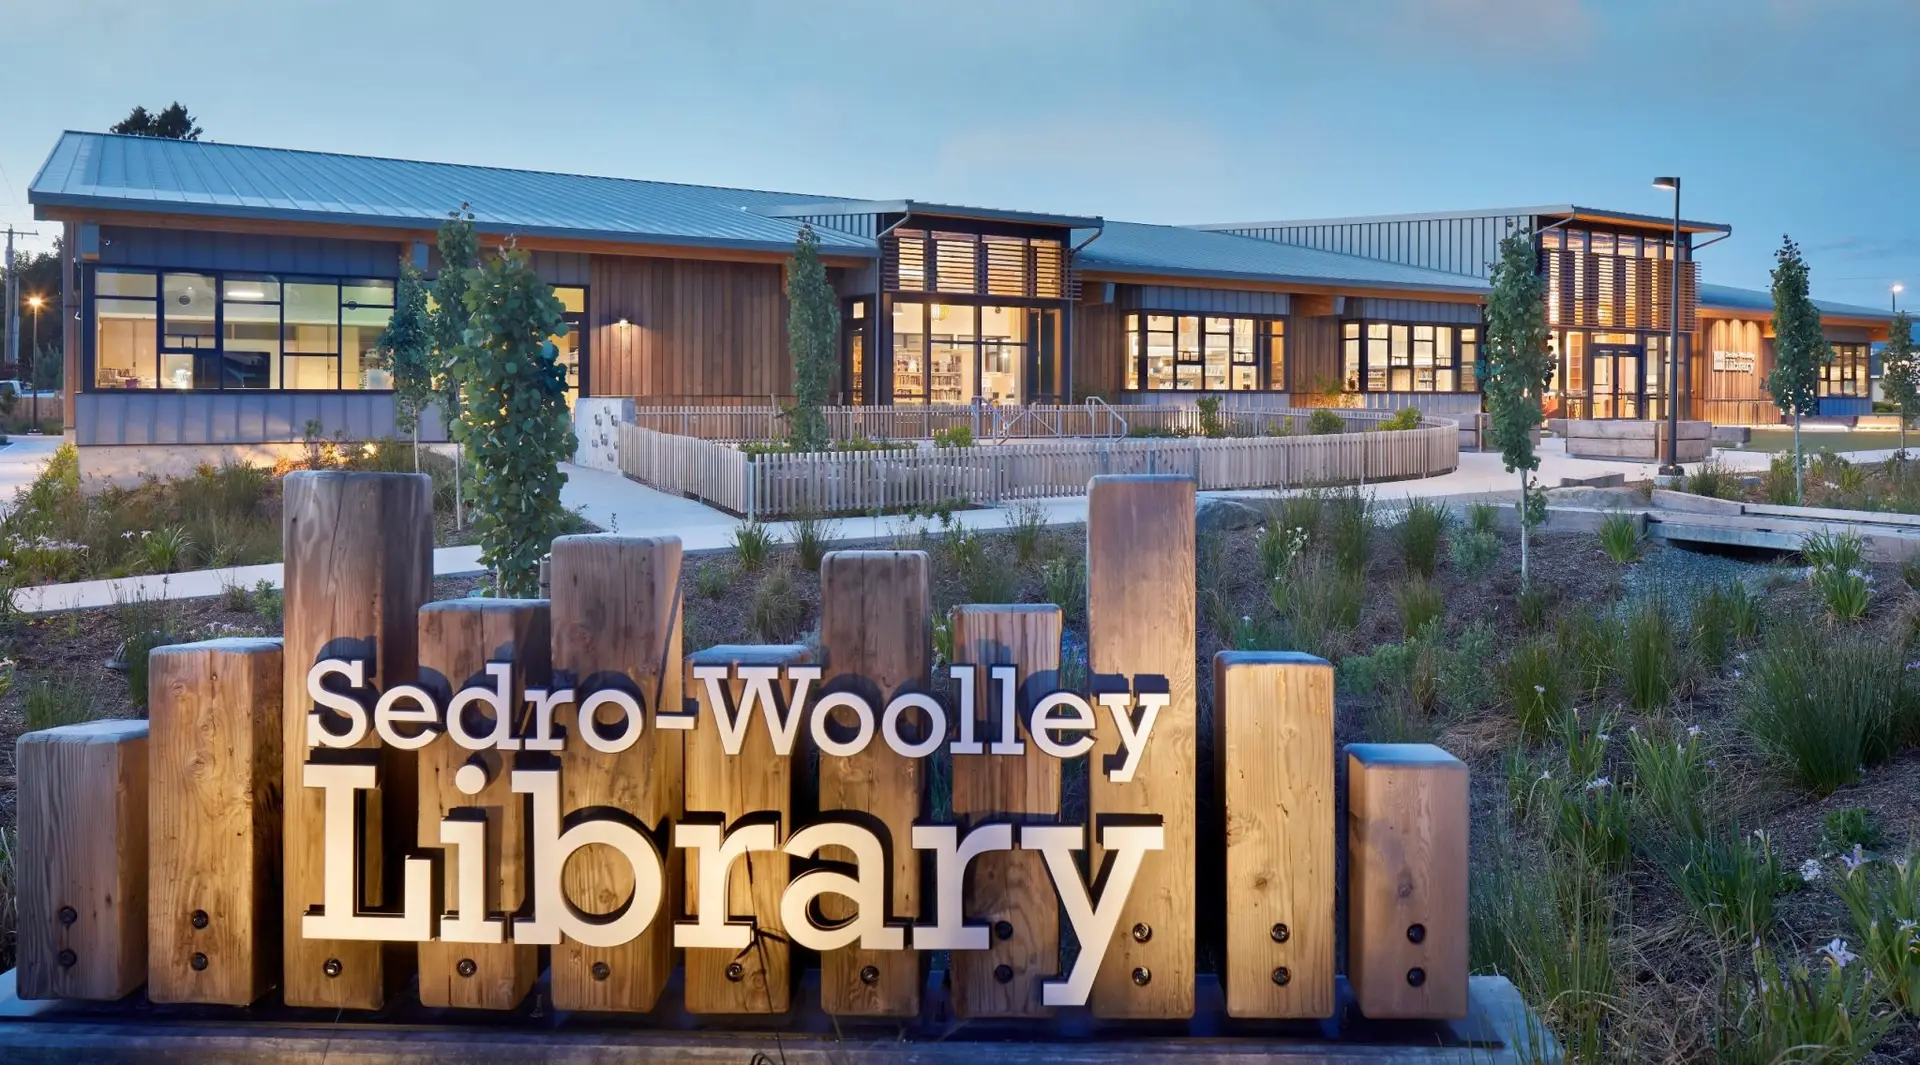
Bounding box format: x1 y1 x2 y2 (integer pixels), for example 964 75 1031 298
949 604 1062 1019
1213 651 1334 1019
148 638 283 1006
681 643 810 1014
816 550 929 1017
416 599 550 1010
17 720 150 1001
1346 743 1469 1020
548 534 684 1012
1086 474 1196 1018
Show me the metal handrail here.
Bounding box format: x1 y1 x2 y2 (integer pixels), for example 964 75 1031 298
1084 396 1127 438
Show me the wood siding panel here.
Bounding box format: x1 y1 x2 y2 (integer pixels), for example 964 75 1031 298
1289 314 1343 395
588 254 789 403
1070 301 1123 400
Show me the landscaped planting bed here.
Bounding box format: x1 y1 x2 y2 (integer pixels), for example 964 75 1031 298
1 490 1916 1061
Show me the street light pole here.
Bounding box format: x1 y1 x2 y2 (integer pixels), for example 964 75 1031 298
1653 176 1683 477
1895 283 1905 314
27 295 42 428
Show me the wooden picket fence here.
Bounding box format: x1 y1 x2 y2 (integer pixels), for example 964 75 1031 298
617 411 1459 519
626 402 1211 442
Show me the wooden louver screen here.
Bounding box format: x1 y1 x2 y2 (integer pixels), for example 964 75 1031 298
882 230 1070 300
1542 247 1696 332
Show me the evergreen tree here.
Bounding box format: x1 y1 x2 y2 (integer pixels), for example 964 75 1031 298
430 208 482 527
1481 226 1553 584
1880 310 1917 459
371 262 434 469
1764 236 1827 503
784 224 839 452
449 242 573 597
111 102 202 140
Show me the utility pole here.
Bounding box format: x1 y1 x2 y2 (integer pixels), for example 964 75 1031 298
4 225 17 382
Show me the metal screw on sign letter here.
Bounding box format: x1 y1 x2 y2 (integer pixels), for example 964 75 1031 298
993 920 1014 941
860 965 880 986
1406 923 1426 944
1270 923 1290 943
994 964 1014 985
1131 922 1152 943
322 959 343 979
190 910 209 930
1271 967 1291 986
191 953 209 972
591 962 611 982
1407 967 1427 987
57 950 77 969
1131 966 1151 987
457 959 477 978
58 906 77 926
725 962 746 983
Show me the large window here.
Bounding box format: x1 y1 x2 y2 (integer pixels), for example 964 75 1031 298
93 267 395 391
1822 343 1870 398
890 300 1047 404
1120 313 1283 392
1341 321 1479 393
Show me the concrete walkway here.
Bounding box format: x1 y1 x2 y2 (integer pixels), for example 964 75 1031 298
0 437 1865 615
0 435 62 515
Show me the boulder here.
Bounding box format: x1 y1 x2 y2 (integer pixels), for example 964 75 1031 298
1197 497 1266 535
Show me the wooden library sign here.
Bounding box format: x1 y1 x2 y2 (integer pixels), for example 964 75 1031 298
14 471 1470 1030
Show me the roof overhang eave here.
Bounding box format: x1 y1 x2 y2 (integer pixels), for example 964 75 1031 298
1077 262 1489 299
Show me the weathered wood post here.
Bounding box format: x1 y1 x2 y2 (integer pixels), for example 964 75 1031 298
1213 651 1335 1019
816 550 929 1017
1346 743 1470 1020
1086 474 1195 1018
282 470 433 1009
949 604 1062 1018
548 534 683 1012
681 643 810 1014
415 599 549 1010
148 638 283 1005
17 719 150 1001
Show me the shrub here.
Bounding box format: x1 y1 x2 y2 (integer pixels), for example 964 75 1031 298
1276 492 1325 544
1008 500 1047 565
792 509 838 572
932 425 974 449
1553 777 1633 872
1902 553 1920 593
734 521 774 571
1438 620 1498 713
1667 827 1791 943
1196 395 1229 438
1690 580 1756 668
1307 408 1344 435
1379 406 1422 431
1621 597 1676 710
1255 523 1309 582
1551 704 1616 782
0 824 13 971
1396 577 1445 638
1743 631 1917 794
1821 808 1888 857
1277 560 1363 658
1629 724 1714 843
1802 528 1867 572
694 563 732 600
1556 607 1620 702
141 526 195 574
1596 510 1642 563
1835 850 1920 1015
1809 562 1874 623
1397 497 1449 577
249 580 284 628
24 678 97 731
1685 459 1740 500
1447 528 1501 578
1326 488 1372 577
1040 557 1085 623
748 568 805 642
1466 500 1500 535
1502 638 1565 737
1516 581 1555 631
220 578 254 612
1717 942 1895 1064
1764 454 1799 505
959 541 1019 605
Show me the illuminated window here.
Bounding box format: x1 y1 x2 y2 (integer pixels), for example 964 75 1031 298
1122 313 1285 391
1821 343 1871 398
1341 319 1481 394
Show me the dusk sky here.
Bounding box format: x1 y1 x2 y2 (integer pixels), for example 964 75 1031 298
2 0 1914 308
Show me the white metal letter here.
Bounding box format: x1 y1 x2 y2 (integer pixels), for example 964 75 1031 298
299 761 433 941
1029 691 1096 759
810 691 875 759
672 818 782 950
1098 689 1167 784
910 823 1014 950
1023 822 1165 1007
948 665 982 755
373 684 439 751
577 689 643 755
305 658 370 749
447 662 518 751
511 767 664 948
881 692 946 760
781 820 903 952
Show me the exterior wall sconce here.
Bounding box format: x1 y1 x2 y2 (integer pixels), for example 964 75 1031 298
616 317 631 327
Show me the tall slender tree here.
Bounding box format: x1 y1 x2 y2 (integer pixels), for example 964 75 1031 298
371 262 433 469
785 224 838 452
448 241 572 596
431 207 482 527
1481 226 1554 584
110 103 202 140
1764 236 1827 503
1880 310 1917 459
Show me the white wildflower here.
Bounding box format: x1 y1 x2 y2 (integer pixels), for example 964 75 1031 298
1841 845 1868 873
1687 724 1702 738
1533 684 1545 694
1800 858 1823 883
1585 776 1611 791
1819 939 1859 970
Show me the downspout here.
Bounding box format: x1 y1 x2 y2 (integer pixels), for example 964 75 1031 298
872 211 912 406
1066 225 1105 404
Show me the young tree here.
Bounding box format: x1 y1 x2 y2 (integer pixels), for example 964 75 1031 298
1880 310 1917 459
371 262 434 469
110 102 202 140
1481 226 1554 584
430 208 482 527
785 224 838 452
1764 236 1827 503
448 243 573 597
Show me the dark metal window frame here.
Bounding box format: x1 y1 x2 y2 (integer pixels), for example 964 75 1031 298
1821 342 1871 398
1122 311 1287 393
885 295 1057 406
1340 318 1480 394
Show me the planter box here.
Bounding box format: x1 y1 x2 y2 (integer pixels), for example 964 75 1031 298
1563 419 1710 462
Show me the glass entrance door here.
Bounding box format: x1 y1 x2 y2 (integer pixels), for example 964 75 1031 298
1589 345 1643 419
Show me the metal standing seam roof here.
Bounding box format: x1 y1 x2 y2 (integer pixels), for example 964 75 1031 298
1075 220 1491 295
29 130 877 255
1699 282 1893 321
